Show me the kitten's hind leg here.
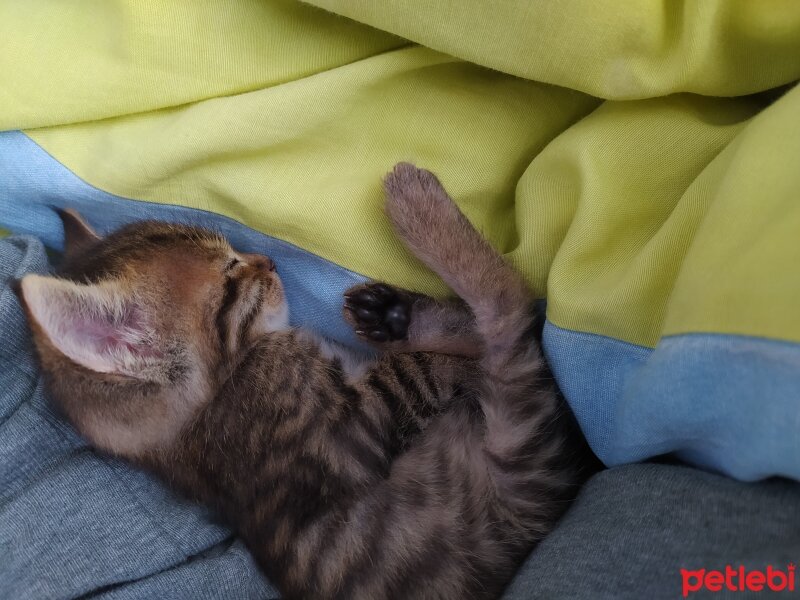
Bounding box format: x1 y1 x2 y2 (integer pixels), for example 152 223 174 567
382 163 536 372
382 164 577 526
344 283 481 358
382 163 531 321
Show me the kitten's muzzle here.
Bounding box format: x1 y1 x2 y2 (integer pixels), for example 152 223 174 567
241 253 276 273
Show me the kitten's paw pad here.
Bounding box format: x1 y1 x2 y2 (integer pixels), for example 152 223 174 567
344 283 410 342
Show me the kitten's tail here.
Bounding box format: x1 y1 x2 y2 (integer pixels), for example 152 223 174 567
384 163 569 519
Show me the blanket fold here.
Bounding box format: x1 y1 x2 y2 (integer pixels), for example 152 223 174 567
305 0 800 99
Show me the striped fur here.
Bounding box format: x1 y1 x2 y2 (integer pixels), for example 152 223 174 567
17 165 594 599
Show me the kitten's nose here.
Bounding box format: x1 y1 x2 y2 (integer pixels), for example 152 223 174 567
242 253 276 272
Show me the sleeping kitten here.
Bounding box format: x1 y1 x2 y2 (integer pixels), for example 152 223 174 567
17 163 591 599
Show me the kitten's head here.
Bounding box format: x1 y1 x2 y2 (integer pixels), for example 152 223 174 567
16 210 288 455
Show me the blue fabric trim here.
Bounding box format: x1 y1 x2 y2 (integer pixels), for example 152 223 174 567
0 130 368 348
544 321 800 481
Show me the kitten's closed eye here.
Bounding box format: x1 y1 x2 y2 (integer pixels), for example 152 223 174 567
224 257 240 273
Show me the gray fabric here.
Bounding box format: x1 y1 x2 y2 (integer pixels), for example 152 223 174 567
505 463 800 599
0 236 277 599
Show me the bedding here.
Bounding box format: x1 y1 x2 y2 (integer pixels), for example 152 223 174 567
1 0 800 596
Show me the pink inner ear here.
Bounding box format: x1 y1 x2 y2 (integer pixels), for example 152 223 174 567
63 305 163 363
68 314 134 354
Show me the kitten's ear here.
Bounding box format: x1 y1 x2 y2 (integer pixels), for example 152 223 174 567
56 208 100 260
18 274 161 378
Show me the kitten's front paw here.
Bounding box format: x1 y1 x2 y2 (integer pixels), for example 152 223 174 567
344 283 410 343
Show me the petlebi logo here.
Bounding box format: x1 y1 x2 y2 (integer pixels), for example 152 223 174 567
681 565 796 596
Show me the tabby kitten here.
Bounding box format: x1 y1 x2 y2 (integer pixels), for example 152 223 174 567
17 164 588 599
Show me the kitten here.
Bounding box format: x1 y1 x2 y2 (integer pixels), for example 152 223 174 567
16 163 591 599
